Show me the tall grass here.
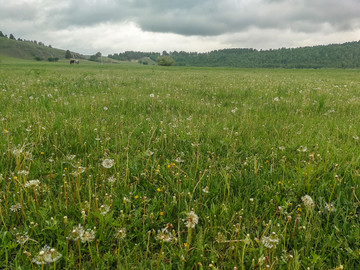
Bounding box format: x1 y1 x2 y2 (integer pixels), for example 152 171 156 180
0 60 360 269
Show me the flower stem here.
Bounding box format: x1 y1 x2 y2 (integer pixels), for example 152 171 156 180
156 241 164 270
77 239 81 270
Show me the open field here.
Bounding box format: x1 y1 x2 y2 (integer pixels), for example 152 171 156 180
1 58 360 269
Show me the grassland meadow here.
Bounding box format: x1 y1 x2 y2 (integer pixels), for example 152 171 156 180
0 58 360 269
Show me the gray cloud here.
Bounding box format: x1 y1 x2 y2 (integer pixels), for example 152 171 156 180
0 0 359 54
2 0 359 36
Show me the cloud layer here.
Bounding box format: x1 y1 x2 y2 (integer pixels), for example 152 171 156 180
1 0 359 54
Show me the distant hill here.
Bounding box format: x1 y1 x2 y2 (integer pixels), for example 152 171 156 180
0 36 82 61
109 41 360 68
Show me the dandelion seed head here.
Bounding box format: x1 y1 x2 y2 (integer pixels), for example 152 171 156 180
262 232 279 249
68 224 84 241
325 202 336 212
102 159 114 169
115 228 126 240
99 204 110 215
16 232 29 245
301 195 315 210
81 229 95 243
10 203 21 212
156 228 174 243
24 179 40 188
108 175 116 183
184 211 199 229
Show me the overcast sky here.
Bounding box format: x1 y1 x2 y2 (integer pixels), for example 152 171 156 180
1 0 359 55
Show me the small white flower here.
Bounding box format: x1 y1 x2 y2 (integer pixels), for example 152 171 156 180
175 157 184 163
202 186 209 193
67 154 76 160
149 93 155 98
145 149 154 156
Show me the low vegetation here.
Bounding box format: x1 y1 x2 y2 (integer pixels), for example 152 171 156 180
0 59 359 269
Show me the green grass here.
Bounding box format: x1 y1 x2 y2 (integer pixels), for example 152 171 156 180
0 37 72 61
0 59 360 269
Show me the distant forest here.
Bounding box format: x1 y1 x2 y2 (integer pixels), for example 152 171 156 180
108 41 360 68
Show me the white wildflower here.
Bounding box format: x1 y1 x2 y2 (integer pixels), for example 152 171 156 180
175 157 184 163
145 149 154 156
67 154 76 160
202 186 209 193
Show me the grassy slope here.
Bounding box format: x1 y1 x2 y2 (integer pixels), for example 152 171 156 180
0 36 79 60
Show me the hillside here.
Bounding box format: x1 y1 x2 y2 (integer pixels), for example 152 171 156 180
0 36 82 60
109 41 360 68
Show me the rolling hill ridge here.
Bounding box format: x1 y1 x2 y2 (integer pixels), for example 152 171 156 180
0 36 82 61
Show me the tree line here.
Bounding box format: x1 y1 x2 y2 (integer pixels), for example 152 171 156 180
0 30 53 48
108 41 360 68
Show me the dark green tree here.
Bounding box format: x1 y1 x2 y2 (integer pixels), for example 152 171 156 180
0 31 4 37
9 34 15 40
65 50 72 59
157 56 175 66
